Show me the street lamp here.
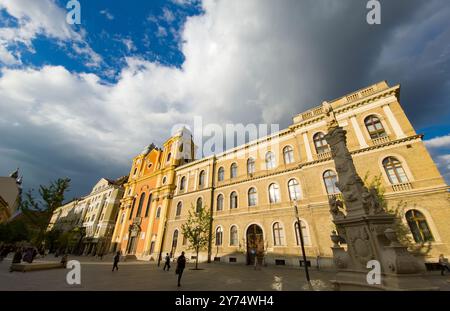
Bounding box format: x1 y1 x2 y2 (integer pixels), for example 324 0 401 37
294 200 311 284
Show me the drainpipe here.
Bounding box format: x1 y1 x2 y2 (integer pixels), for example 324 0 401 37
207 156 217 263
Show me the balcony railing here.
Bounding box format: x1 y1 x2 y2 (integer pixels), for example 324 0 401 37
327 193 343 201
317 150 332 160
391 182 413 192
371 136 390 146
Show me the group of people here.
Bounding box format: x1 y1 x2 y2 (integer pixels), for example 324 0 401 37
111 250 187 287
0 245 38 264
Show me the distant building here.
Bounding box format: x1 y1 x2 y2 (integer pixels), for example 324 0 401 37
0 196 10 223
0 168 23 223
48 176 127 255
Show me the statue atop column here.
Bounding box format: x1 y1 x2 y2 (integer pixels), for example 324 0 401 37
323 103 435 290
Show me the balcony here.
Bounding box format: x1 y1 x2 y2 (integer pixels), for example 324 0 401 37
371 136 390 146
327 193 343 201
391 182 413 192
317 150 332 160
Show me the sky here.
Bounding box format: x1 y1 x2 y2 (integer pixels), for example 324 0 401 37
0 0 449 200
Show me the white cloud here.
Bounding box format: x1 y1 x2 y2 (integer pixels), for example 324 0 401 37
0 0 101 66
156 26 168 37
121 38 137 52
424 134 450 148
100 9 114 20
162 7 175 23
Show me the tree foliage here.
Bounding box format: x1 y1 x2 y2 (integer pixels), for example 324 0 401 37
0 220 30 243
20 178 71 246
181 204 212 269
363 173 431 256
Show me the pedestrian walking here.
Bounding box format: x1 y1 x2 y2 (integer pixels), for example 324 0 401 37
61 254 68 268
175 251 186 287
112 251 120 271
438 254 450 276
163 253 171 271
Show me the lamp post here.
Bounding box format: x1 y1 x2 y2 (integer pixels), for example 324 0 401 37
294 201 310 283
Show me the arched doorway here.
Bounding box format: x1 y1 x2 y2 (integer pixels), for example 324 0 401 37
246 224 264 265
127 224 140 255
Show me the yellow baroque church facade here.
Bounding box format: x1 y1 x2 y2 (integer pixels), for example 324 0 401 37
112 81 450 267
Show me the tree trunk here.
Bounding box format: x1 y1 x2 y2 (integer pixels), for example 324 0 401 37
196 247 199 269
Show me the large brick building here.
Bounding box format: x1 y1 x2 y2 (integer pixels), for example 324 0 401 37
114 81 450 267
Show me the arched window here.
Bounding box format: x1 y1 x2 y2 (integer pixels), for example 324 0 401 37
172 230 179 250
295 220 311 246
268 183 281 203
176 201 182 216
365 115 386 139
136 193 146 217
383 157 409 184
273 222 285 246
265 151 276 169
230 163 238 179
405 210 434 243
323 170 339 194
215 227 223 246
248 187 257 206
145 193 152 217
247 158 255 175
179 176 186 191
218 167 225 181
216 194 224 211
172 230 179 247
313 132 329 154
167 152 172 162
155 206 161 218
129 198 136 220
230 226 238 246
288 179 301 201
199 170 205 188
230 191 238 209
283 146 294 164
196 197 203 213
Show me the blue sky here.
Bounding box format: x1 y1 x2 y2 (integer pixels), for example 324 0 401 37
0 0 449 199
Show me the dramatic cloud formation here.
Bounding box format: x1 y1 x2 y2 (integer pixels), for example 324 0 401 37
0 0 101 66
1 0 450 197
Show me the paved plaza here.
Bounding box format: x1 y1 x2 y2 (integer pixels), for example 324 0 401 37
0 255 449 291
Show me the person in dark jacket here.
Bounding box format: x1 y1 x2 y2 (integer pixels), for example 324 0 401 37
163 253 171 271
12 247 23 264
438 254 450 276
175 251 186 287
112 251 120 271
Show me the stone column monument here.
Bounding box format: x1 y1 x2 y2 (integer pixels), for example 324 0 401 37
323 101 436 291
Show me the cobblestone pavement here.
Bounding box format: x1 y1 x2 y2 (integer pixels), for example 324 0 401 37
0 256 449 291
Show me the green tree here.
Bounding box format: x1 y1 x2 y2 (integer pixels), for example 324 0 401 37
0 220 30 243
20 178 71 246
181 204 212 270
363 173 431 255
